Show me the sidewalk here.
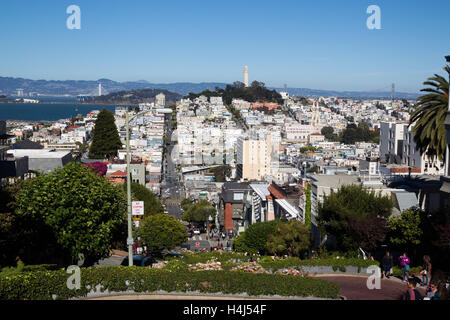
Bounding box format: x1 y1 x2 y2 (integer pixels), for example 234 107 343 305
314 275 426 300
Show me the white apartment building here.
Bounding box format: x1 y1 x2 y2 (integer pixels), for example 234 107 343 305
284 123 318 142
380 121 445 175
380 121 407 162
402 125 445 175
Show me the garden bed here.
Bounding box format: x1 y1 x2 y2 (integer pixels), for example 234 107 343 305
0 266 340 300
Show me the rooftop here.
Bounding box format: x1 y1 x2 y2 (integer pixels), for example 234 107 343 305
7 149 71 159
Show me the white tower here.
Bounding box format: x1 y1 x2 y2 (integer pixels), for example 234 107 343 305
98 83 102 96
244 66 249 87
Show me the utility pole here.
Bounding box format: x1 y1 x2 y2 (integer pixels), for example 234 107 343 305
126 110 133 266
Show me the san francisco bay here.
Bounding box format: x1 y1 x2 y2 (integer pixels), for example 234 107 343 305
0 103 118 121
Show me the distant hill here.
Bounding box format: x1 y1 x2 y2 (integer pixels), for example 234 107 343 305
0 76 420 100
90 88 182 105
186 81 283 105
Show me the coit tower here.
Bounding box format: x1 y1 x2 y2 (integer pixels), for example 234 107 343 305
244 66 249 87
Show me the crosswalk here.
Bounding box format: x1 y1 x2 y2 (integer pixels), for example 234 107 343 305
165 199 180 206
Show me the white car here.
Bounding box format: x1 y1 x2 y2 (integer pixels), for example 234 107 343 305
193 229 200 235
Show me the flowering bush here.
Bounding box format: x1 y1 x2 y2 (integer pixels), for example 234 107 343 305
274 268 308 277
230 261 268 274
83 162 107 176
151 261 168 269
188 261 223 272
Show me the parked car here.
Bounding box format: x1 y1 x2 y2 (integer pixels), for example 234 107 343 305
120 254 156 267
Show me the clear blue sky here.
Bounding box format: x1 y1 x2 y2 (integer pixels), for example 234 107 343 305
1 0 450 92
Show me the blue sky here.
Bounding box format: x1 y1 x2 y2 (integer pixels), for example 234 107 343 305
1 0 450 92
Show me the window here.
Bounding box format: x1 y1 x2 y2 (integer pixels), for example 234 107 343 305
233 193 243 201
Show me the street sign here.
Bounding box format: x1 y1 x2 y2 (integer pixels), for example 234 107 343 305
132 201 144 215
195 242 200 247
127 238 134 246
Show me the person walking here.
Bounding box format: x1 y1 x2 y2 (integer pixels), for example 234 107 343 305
399 253 411 282
381 251 393 279
420 255 432 286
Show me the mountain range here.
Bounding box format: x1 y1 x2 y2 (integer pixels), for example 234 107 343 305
0 76 420 100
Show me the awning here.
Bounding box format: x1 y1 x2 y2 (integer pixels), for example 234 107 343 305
275 199 300 219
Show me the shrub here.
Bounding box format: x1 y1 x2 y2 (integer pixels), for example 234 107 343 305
0 267 340 300
230 261 268 274
258 257 378 273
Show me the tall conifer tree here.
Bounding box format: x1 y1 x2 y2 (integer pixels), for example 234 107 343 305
88 108 122 159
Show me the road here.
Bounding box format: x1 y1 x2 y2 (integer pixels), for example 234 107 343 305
161 112 183 220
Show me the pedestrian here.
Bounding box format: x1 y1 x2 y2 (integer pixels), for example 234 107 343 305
136 237 143 255
403 278 422 300
399 253 411 282
381 251 393 279
425 282 441 300
420 255 432 286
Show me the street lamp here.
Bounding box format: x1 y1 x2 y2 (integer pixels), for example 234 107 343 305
125 108 152 266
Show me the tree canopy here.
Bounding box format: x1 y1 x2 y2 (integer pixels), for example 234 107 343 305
15 162 127 266
138 214 187 254
318 184 393 252
340 122 379 145
88 108 123 159
186 81 283 105
233 220 284 255
267 220 311 258
181 200 216 223
388 208 423 248
409 65 449 160
123 182 164 216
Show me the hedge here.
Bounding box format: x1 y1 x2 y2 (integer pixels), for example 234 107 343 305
0 266 340 300
258 257 379 273
170 252 379 273
392 266 422 277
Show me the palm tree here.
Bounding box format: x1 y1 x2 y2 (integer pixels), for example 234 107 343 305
409 66 449 161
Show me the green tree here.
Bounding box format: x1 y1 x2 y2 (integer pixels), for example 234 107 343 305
409 65 449 160
318 185 393 252
232 232 250 252
181 200 216 223
239 220 284 255
267 220 311 257
388 208 424 248
123 182 164 216
181 198 193 211
88 108 123 159
213 165 231 182
304 184 311 228
15 162 127 266
0 181 24 267
138 214 187 254
320 127 334 139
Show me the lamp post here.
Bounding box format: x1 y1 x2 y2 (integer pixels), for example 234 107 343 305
126 110 133 266
125 108 151 266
